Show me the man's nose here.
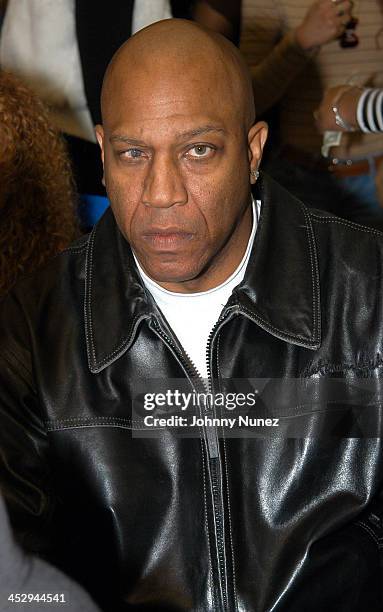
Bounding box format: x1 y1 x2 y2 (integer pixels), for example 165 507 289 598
142 154 188 208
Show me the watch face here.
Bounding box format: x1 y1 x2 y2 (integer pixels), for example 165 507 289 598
339 16 359 48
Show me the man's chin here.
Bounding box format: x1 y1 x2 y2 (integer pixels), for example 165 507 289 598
146 267 199 286
138 257 203 287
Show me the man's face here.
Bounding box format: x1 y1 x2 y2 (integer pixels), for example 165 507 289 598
96 65 266 292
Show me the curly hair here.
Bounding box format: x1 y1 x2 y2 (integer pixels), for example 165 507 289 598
0 70 78 297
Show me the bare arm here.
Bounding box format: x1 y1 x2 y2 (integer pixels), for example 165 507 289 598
241 0 353 116
193 0 240 43
315 86 383 133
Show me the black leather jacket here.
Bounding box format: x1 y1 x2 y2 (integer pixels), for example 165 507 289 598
1 175 383 611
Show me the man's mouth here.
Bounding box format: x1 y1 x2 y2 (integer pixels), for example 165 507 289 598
142 228 194 250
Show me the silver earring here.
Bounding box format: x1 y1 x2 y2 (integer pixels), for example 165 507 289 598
251 169 260 181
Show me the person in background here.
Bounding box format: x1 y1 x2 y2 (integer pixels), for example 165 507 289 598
0 71 78 298
315 84 383 133
240 0 383 228
0 493 100 612
315 82 383 206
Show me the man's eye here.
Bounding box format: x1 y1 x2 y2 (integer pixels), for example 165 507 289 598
120 148 144 159
187 144 215 159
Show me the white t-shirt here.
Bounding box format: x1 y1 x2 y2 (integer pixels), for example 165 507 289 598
136 199 260 378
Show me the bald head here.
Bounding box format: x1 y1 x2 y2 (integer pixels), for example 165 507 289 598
101 19 255 131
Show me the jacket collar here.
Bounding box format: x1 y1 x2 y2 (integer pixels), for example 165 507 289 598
84 174 321 373
232 174 321 350
84 209 154 373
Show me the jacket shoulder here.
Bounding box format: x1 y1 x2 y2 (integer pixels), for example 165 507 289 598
309 208 383 239
6 232 89 301
308 208 383 271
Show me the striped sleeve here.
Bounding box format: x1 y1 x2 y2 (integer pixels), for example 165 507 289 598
357 88 383 133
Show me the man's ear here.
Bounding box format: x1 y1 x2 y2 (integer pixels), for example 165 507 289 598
248 121 268 184
95 124 106 187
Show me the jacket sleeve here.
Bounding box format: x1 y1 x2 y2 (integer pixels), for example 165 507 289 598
240 0 316 116
0 290 55 557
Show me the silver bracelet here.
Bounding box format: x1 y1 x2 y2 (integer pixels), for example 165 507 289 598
331 86 359 132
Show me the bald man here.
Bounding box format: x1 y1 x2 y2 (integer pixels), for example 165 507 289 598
1 18 383 612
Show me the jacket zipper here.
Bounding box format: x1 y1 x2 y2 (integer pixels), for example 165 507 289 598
205 309 236 611
150 308 237 611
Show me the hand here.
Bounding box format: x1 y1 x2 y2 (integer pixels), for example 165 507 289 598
314 85 361 132
295 0 353 50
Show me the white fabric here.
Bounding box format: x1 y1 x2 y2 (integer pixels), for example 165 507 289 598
357 88 373 133
0 0 95 141
376 91 383 132
132 0 172 34
136 199 261 378
366 89 380 133
0 0 172 141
